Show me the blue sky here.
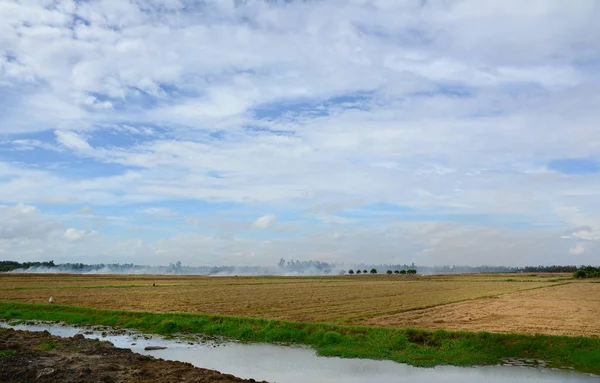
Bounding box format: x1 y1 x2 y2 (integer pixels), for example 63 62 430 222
1 0 599 266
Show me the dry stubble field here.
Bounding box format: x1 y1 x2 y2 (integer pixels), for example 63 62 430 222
1 273 598 336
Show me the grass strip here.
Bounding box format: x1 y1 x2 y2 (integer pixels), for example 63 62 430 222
0 301 599 375
0 349 16 357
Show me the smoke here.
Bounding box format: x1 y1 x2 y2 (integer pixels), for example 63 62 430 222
9 264 347 276
7 260 579 276
8 258 349 276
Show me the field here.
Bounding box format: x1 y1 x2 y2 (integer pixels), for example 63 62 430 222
2 272 600 374
1 273 597 337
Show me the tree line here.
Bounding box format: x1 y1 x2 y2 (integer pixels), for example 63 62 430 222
278 258 335 273
573 266 600 279
0 260 55 272
2 259 599 277
346 268 417 275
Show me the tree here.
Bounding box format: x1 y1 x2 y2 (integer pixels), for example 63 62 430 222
370 268 377 274
348 269 354 275
386 270 393 275
394 270 400 274
400 270 407 274
574 267 600 279
363 270 368 274
356 270 361 274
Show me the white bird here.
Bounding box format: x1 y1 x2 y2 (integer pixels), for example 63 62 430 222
49 296 53 304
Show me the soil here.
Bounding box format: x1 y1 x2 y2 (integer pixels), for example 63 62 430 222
0 328 267 383
2 274 597 337
361 282 600 336
0 275 555 324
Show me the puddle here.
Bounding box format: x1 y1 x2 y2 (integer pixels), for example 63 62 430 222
1 321 597 382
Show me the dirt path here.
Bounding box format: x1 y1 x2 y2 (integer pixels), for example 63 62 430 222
0 328 267 383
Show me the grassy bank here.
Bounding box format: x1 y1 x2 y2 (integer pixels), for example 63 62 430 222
1 302 599 375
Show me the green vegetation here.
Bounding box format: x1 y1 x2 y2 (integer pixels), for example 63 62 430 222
0 349 16 357
1 302 599 374
0 260 55 272
574 266 600 279
36 341 58 351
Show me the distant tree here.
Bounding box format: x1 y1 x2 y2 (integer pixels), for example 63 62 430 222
400 270 407 275
581 266 600 278
338 270 346 275
574 266 600 279
406 269 417 275
386 270 393 275
370 268 377 274
363 270 368 274
348 269 354 275
574 270 586 279
0 261 22 272
394 270 400 274
356 270 361 274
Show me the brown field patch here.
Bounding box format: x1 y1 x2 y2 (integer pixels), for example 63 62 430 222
361 282 600 336
0 274 560 325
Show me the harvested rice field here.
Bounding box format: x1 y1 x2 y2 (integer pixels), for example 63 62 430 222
1 273 597 336
362 281 600 336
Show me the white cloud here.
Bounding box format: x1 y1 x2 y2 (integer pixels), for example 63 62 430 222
252 214 277 230
64 228 97 241
137 207 178 219
55 130 93 153
71 206 95 216
572 230 600 241
570 244 585 255
0 1 599 266
0 203 61 240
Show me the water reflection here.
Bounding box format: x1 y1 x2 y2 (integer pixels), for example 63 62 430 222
2 322 596 383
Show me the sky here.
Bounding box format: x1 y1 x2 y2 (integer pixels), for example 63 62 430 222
1 0 599 267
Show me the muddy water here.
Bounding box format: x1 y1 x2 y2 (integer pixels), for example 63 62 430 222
2 322 597 383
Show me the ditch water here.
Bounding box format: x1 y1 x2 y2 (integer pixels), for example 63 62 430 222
2 321 598 383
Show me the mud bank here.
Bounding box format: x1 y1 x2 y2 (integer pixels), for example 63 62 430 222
0 328 266 383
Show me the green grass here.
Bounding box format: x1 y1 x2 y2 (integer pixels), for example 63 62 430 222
0 301 599 375
36 341 57 351
0 349 16 357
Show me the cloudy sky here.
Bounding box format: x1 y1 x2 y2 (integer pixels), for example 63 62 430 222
1 0 599 267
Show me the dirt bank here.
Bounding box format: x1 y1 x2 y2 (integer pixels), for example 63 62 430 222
0 328 267 383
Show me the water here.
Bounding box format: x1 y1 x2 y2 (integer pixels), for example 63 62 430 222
1 322 597 382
